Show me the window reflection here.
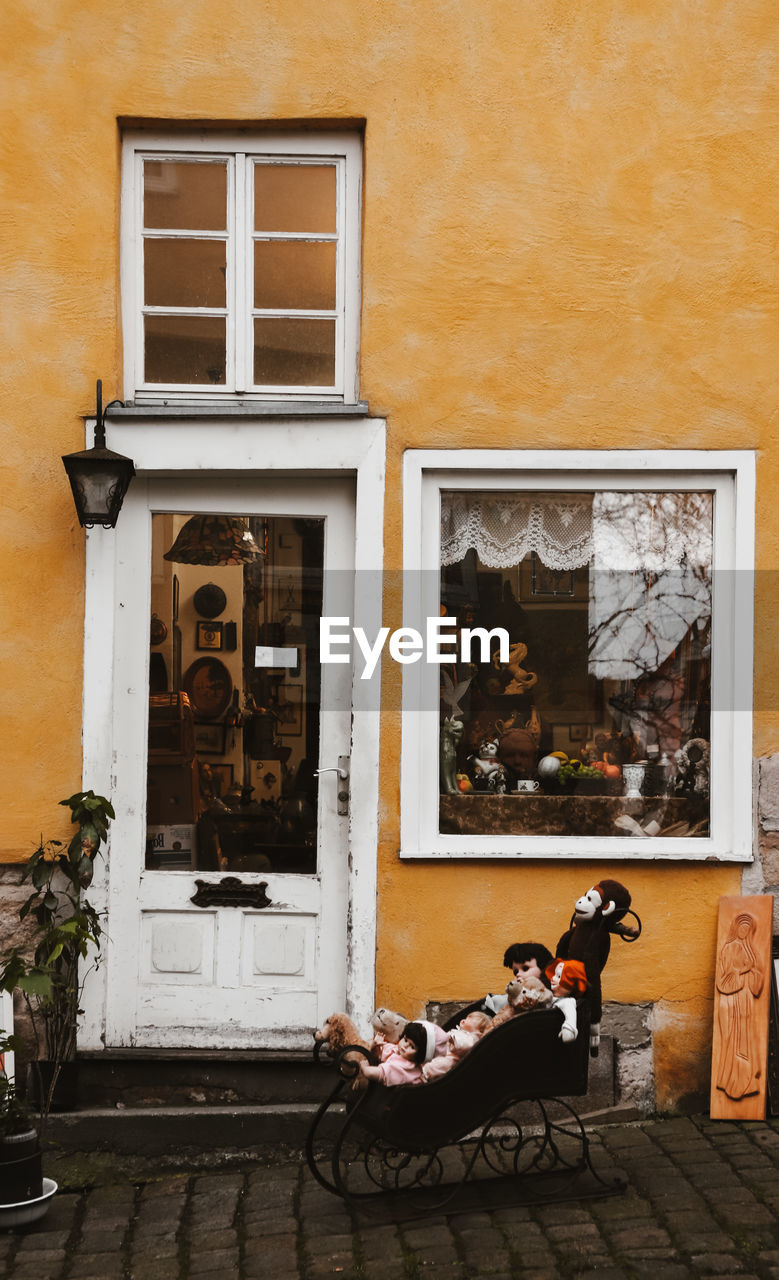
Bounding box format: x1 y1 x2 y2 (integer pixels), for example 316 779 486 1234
146 513 323 873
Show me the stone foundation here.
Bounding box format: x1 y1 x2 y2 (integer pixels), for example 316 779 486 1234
0 863 41 1068
751 756 779 930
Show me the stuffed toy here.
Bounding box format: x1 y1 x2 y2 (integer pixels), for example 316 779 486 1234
370 1007 407 1050
555 879 642 1056
486 974 554 1032
545 957 588 1043
468 738 507 793
422 1011 491 1081
313 1012 370 1065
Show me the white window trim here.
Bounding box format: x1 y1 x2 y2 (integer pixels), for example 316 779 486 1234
121 129 362 404
401 449 755 862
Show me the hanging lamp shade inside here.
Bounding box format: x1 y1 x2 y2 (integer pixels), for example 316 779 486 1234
163 515 263 566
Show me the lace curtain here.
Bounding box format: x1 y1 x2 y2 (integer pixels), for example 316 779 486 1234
440 491 712 572
440 493 593 570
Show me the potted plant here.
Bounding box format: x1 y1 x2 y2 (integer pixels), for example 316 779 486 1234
0 790 113 1126
0 1033 42 1206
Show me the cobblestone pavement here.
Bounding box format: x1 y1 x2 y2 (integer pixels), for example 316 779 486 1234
1 1115 778 1279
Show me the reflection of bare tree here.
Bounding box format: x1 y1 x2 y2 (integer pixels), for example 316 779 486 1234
715 912 764 1100
588 493 712 755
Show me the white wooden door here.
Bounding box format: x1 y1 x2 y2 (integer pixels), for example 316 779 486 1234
104 476 354 1049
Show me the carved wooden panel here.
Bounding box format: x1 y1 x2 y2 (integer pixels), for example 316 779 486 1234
141 912 216 985
242 913 314 986
710 895 773 1120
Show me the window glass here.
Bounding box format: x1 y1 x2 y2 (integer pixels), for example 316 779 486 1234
144 315 226 385
143 160 227 230
144 239 226 309
253 163 337 234
146 512 324 874
253 317 335 386
439 490 712 840
253 240 336 310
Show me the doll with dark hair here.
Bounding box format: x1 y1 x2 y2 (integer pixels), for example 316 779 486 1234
482 941 554 1015
502 941 554 977
358 1021 430 1087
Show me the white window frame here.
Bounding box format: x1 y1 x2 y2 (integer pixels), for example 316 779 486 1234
121 129 362 403
401 449 755 862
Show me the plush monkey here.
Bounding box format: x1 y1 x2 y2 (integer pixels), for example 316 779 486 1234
555 879 641 1056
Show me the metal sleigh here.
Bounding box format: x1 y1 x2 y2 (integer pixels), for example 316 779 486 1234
305 1001 626 1217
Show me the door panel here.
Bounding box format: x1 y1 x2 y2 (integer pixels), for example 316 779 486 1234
105 476 354 1050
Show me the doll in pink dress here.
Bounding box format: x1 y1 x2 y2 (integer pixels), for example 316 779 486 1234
422 1011 491 1081
359 1021 430 1086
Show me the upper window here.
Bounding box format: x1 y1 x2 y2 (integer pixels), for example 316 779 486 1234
121 130 362 402
401 451 755 861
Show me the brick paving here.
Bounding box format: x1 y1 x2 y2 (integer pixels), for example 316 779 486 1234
1 1115 779 1278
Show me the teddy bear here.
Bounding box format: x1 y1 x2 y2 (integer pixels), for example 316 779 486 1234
485 974 554 1032
313 1012 370 1065
369 1007 408 1058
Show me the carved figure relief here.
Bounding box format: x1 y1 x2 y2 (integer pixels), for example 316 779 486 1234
710 895 773 1121
715 912 764 1099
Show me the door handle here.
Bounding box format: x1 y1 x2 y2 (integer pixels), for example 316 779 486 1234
315 756 350 816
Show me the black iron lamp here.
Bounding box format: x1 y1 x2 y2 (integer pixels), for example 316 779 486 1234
62 380 135 528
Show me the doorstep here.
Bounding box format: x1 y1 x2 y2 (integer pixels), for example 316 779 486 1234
73 1048 331 1108
42 1102 345 1156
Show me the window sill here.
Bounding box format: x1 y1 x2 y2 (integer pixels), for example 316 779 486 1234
439 793 708 840
94 400 371 421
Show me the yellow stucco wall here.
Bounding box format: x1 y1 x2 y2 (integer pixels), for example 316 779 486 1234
2 0 776 1108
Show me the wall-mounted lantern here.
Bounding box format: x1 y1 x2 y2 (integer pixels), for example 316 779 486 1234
62 380 135 528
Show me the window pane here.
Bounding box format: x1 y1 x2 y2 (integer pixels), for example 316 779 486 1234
146 513 324 874
145 239 226 308
253 318 335 386
144 160 227 230
145 315 226 384
254 163 337 233
254 240 336 310
438 490 713 841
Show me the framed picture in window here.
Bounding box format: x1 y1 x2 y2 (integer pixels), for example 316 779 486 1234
209 763 234 797
184 657 232 720
277 685 303 736
194 722 227 755
530 552 575 598
196 620 223 651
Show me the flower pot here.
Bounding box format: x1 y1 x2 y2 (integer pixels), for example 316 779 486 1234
0 1130 43 1205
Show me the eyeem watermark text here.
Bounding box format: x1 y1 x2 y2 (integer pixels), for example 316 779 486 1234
320 617 509 680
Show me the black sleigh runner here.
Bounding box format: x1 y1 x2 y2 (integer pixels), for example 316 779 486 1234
306 881 641 1217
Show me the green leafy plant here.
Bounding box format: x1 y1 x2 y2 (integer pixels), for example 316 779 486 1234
0 791 114 1126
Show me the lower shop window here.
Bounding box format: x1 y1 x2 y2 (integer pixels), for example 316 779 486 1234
401 453 754 860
